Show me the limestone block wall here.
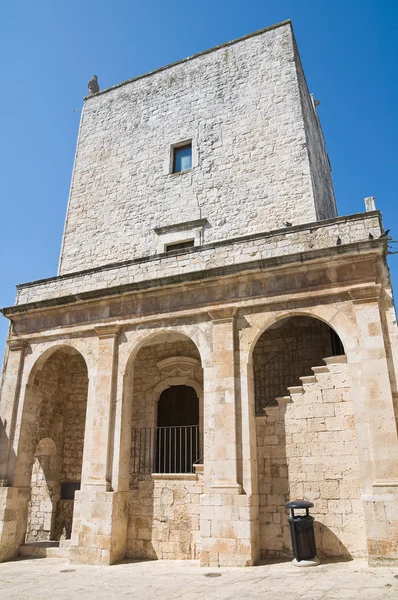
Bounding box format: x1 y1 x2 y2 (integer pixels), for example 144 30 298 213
26 443 58 541
126 474 203 559
16 213 381 305
24 350 88 541
58 22 335 274
256 358 367 559
294 39 336 221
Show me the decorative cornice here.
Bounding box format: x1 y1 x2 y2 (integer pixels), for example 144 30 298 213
208 307 238 323
7 338 27 351
3 240 385 319
95 325 120 339
349 284 382 304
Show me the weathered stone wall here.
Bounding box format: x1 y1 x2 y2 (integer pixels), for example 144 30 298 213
256 358 367 559
294 40 337 221
17 213 381 304
58 22 335 275
24 350 88 541
26 440 58 541
126 474 203 559
59 354 88 483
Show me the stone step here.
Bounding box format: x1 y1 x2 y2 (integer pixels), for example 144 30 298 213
287 385 304 395
299 375 317 384
46 545 70 559
19 540 70 559
311 365 329 375
323 355 347 365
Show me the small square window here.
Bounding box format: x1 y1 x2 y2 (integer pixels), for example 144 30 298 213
165 240 194 252
173 143 192 173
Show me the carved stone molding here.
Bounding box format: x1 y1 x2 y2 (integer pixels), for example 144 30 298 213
208 306 238 323
7 338 27 352
156 356 199 380
349 284 382 304
95 325 120 339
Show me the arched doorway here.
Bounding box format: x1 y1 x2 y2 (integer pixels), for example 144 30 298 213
156 385 200 473
253 315 344 413
17 347 89 544
126 331 204 560
253 315 366 559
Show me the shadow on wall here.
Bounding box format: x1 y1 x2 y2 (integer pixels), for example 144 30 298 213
314 522 353 562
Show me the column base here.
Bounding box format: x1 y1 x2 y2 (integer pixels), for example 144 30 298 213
200 492 260 567
362 488 398 565
0 486 30 562
69 488 128 565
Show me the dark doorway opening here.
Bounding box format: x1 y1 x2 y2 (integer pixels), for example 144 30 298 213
156 385 199 473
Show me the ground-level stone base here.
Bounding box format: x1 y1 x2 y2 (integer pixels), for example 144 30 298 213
200 492 260 567
69 487 129 565
0 487 30 563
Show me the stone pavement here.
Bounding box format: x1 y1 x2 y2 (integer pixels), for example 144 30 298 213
0 557 398 600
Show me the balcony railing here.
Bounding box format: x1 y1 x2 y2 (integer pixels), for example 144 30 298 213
131 425 201 477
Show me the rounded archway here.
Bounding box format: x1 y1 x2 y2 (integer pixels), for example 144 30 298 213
252 315 344 414
17 346 89 543
127 332 204 482
126 331 204 561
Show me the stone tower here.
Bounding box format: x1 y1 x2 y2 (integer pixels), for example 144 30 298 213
1 21 398 567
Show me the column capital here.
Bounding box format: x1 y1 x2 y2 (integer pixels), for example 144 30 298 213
95 325 120 339
349 284 382 304
7 338 27 352
208 307 237 324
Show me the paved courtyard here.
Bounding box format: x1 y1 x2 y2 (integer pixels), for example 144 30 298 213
0 557 398 600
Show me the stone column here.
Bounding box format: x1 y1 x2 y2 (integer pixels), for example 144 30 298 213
200 308 259 567
0 339 26 485
0 338 31 562
70 326 128 565
350 287 398 564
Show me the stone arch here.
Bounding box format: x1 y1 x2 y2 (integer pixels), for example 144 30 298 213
12 345 89 544
121 324 211 383
243 305 357 365
250 312 346 412
123 329 205 560
249 306 367 560
24 341 94 386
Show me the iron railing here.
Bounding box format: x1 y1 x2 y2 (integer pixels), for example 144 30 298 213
131 425 201 477
254 320 344 414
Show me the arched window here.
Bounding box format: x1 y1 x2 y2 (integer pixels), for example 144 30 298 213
156 385 199 473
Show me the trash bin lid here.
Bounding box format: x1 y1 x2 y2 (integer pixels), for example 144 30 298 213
285 499 314 509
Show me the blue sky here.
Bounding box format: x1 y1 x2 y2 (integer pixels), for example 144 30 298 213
1 0 397 354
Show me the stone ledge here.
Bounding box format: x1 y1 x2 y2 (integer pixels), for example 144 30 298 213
3 239 385 317
151 473 197 481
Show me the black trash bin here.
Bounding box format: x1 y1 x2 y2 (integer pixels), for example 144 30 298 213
285 500 318 564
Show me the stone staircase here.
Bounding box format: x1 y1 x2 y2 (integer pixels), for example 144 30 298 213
19 539 71 559
274 354 348 405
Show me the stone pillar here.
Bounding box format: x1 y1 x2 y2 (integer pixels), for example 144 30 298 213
70 326 128 565
350 287 398 564
0 339 26 485
200 308 259 567
0 339 30 562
